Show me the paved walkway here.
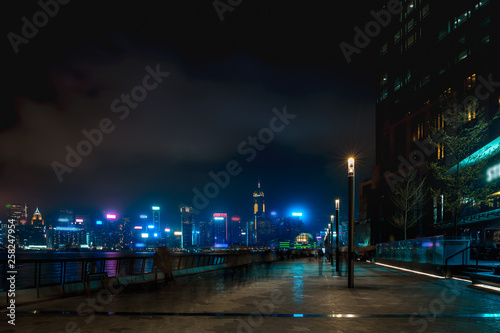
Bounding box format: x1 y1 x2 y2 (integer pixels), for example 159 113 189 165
3 259 500 332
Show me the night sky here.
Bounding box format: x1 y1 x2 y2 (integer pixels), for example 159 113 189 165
2 1 377 232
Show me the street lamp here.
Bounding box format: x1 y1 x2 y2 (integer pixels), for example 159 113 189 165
347 157 355 288
335 199 340 273
330 217 334 266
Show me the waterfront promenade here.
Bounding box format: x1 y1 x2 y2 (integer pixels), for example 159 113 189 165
4 259 500 332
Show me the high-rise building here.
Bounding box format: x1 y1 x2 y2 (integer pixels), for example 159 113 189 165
372 0 500 242
180 206 194 248
213 213 228 245
253 180 265 243
152 206 160 231
8 203 28 225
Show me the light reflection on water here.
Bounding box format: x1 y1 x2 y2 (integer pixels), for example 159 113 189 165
293 265 304 304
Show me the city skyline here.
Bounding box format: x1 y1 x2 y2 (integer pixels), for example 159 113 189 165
2 1 375 234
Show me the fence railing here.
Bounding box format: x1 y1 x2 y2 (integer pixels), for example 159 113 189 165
1 251 272 301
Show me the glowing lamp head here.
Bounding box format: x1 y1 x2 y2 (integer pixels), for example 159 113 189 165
348 157 355 176
335 199 340 210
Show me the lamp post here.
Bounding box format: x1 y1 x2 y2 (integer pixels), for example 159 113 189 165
348 157 355 288
335 199 340 273
329 217 334 266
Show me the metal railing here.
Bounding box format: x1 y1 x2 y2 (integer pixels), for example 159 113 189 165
1 251 268 302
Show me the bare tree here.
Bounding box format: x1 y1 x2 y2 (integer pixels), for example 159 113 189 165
389 170 428 240
429 94 500 235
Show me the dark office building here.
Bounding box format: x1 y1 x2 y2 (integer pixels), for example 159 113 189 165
372 0 500 242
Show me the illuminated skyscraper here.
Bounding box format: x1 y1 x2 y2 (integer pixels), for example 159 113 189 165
213 213 228 245
253 180 265 243
152 206 160 231
180 206 194 248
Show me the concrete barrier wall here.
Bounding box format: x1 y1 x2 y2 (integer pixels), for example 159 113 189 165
1 252 276 306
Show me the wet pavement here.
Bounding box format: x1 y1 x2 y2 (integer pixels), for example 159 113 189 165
3 258 500 332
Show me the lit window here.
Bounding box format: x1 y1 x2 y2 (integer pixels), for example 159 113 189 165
457 50 469 62
437 143 445 160
454 11 469 29
465 74 476 90
435 112 445 130
380 88 388 101
466 98 478 121
381 73 388 86
394 77 402 91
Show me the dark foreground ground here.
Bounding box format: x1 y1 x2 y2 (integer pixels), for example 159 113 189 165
2 258 500 333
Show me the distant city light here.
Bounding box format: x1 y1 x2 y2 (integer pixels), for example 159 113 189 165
152 206 160 210
292 212 303 217
214 243 229 248
140 215 148 219
54 226 81 231
241 232 246 235
165 228 171 232
214 217 224 221
231 216 241 222
270 211 277 216
135 243 146 247
174 231 182 236
75 218 84 223
5 204 11 208
58 218 69 222
96 220 103 225
148 225 154 229
134 226 143 230
154 233 158 237
141 233 149 238
106 214 117 219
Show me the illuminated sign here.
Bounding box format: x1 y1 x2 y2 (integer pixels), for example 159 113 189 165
106 214 117 219
140 215 148 219
141 233 149 238
148 225 154 229
75 218 84 223
214 243 229 248
292 212 303 217
174 231 182 236
214 217 224 221
134 226 143 230
487 163 500 182
96 220 103 225
213 213 227 218
231 216 241 222
165 228 171 232
152 206 160 210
